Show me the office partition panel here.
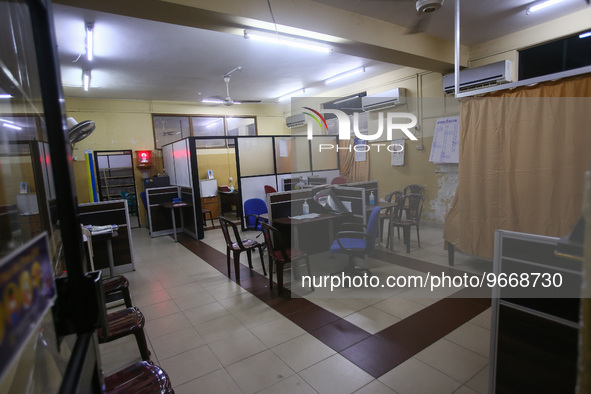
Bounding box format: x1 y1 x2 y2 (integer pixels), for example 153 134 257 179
162 144 176 185
292 136 312 172
311 136 338 171
240 175 278 206
237 137 274 177
172 139 191 187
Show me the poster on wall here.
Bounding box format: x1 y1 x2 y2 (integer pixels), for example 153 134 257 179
391 139 405 166
354 138 366 162
429 116 460 164
0 233 55 382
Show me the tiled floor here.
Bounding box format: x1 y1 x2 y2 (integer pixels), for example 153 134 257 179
100 221 493 393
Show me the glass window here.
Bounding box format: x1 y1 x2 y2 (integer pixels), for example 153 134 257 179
192 117 225 148
153 116 190 149
154 115 257 149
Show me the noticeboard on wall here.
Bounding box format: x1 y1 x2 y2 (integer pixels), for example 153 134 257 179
429 116 460 164
391 139 405 166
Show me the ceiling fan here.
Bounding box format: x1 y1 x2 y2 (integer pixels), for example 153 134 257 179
369 0 444 34
205 66 262 106
405 0 445 35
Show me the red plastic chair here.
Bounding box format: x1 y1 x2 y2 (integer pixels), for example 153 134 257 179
105 360 174 393
264 185 277 194
331 176 347 185
97 307 151 361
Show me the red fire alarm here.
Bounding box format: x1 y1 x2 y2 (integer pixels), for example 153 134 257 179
136 150 152 169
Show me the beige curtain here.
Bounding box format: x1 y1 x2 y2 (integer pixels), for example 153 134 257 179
444 73 591 259
338 138 370 182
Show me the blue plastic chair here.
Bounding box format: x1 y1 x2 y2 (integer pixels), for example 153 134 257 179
330 206 381 275
243 198 268 231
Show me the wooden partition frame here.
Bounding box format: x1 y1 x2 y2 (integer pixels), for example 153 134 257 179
78 200 135 275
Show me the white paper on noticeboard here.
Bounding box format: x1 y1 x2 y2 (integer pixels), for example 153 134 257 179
429 116 460 164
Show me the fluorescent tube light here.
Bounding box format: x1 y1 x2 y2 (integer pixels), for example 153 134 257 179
325 67 366 85
3 123 22 131
277 88 305 102
526 0 566 14
83 69 91 91
244 30 331 54
580 31 591 39
86 23 94 61
200 99 241 105
0 94 12 99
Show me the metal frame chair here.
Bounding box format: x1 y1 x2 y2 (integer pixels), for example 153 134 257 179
260 222 312 295
219 217 266 282
389 193 424 253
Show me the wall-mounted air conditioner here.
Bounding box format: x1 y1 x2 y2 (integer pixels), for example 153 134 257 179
286 113 305 128
443 60 513 94
361 88 406 111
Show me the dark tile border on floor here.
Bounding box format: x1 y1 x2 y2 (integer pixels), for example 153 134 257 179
177 234 490 378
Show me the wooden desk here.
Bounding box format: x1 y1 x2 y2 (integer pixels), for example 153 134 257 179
159 202 191 242
273 213 350 252
219 191 241 218
201 196 220 219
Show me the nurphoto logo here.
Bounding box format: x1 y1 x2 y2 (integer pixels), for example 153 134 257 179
302 107 417 153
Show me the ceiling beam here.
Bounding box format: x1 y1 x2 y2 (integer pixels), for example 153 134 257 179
53 0 468 74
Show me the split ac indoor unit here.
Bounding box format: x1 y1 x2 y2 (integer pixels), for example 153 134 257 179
442 60 513 94
286 113 306 128
361 88 406 111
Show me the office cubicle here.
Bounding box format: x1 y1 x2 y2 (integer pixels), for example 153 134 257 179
157 139 199 239
162 135 340 237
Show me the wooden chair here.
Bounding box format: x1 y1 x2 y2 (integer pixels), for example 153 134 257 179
219 217 266 282
97 307 151 361
260 222 312 295
105 360 174 393
389 193 424 253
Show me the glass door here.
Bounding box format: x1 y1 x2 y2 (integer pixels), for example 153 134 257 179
1 1 103 392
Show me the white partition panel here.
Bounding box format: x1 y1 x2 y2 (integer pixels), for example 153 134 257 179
162 144 176 185
173 139 191 187
240 175 277 206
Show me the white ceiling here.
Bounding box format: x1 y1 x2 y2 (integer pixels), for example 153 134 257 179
52 0 590 103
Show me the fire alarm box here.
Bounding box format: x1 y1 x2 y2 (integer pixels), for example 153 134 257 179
136 150 152 169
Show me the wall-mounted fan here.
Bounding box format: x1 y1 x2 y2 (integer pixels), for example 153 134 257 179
67 117 95 147
204 66 261 106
